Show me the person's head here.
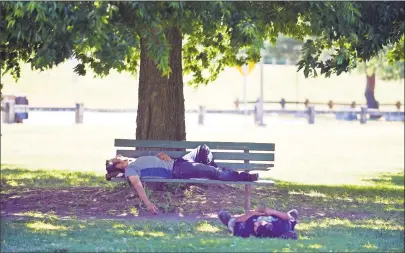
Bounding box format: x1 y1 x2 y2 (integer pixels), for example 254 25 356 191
106 155 129 173
255 222 274 238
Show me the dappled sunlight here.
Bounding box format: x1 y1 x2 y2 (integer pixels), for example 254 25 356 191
199 238 224 246
2 217 404 252
299 218 404 231
112 224 127 229
26 221 68 231
195 222 221 233
289 190 328 198
363 242 378 249
5 180 20 187
13 211 47 218
385 206 404 212
355 195 404 205
308 244 323 249
129 207 139 216
128 230 166 238
361 219 404 230
146 231 165 237
362 172 404 188
1 163 403 252
253 180 404 222
1 167 106 188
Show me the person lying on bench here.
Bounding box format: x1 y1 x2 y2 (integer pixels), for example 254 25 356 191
106 144 259 214
218 207 298 239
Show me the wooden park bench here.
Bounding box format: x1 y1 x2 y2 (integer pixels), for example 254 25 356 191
110 139 275 212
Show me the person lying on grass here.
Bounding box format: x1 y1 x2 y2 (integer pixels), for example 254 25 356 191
218 207 298 240
106 144 259 215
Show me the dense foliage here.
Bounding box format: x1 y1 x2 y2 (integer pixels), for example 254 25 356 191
2 2 403 82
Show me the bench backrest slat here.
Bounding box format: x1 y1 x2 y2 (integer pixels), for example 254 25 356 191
114 139 275 171
115 139 275 151
116 150 274 162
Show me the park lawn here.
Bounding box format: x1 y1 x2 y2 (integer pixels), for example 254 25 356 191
1 164 404 252
1 216 404 252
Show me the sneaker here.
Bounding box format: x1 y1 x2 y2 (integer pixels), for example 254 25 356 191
218 210 231 226
279 231 298 240
248 173 259 181
239 172 259 182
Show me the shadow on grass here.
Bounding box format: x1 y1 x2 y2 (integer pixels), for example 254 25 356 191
1 218 404 252
362 171 404 187
0 167 107 188
1 166 403 222
235 171 404 220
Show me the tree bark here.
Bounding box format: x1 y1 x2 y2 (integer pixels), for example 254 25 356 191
365 73 378 109
364 72 382 119
136 27 186 141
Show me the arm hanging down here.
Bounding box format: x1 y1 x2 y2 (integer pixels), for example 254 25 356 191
124 154 170 215
127 175 159 215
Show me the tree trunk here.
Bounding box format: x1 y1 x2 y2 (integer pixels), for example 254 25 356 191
136 27 186 141
364 73 379 109
364 72 382 120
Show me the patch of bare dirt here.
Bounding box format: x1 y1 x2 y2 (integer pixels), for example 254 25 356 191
1 184 376 221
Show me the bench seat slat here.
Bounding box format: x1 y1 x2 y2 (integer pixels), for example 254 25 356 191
109 159 273 172
116 150 274 162
215 163 273 171
115 139 275 151
111 177 275 186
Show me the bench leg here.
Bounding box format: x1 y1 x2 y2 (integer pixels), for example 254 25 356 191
244 185 251 212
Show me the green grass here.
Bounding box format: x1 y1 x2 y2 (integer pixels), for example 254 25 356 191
1 218 403 252
1 165 404 252
1 165 108 189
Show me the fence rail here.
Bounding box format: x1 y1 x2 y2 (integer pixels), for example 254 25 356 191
2 102 404 125
236 98 403 110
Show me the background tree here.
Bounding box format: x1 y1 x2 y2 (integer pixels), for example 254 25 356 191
263 36 304 65
1 1 404 141
357 41 404 112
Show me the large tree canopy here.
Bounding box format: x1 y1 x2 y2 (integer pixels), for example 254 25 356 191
1 1 404 140
2 2 403 81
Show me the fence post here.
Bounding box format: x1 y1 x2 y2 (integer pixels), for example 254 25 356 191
280 98 286 109
198 106 205 125
307 105 315 124
234 98 240 110
396 101 401 110
351 101 357 109
360 106 367 124
257 98 265 126
4 101 15 123
75 103 84 124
